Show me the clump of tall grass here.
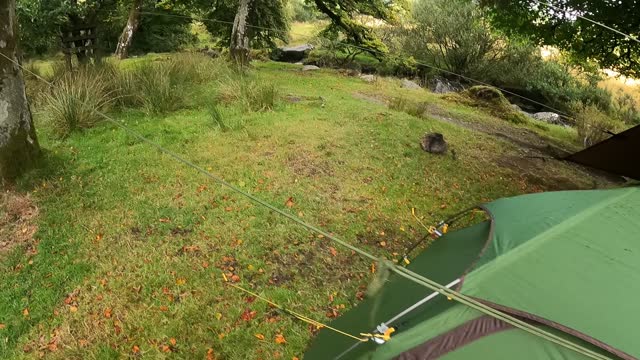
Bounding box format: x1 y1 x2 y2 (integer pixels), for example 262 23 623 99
41 67 117 139
218 76 280 112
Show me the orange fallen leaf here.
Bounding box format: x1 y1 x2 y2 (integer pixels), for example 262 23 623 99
328 247 337 257
0 324 5 329
202 261 210 269
230 274 240 282
159 305 169 312
22 308 29 317
371 262 376 274
207 348 215 360
161 345 171 353
275 334 287 344
78 339 89 347
96 233 103 242
159 218 171 223
132 345 140 353
240 309 257 321
103 308 112 318
69 306 78 313
47 342 58 352
255 333 265 340
293 357 300 360
169 338 176 346
285 197 295 208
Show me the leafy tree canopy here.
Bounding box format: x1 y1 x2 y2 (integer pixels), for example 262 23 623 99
480 0 640 77
199 0 289 49
311 0 407 57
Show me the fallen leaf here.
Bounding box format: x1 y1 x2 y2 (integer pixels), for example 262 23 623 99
440 204 447 209
202 261 210 269
159 305 169 312
169 338 176 346
255 334 265 341
379 241 387 248
161 345 171 353
69 306 78 313
0 324 5 329
78 339 88 347
47 342 58 352
96 233 103 242
328 247 337 257
22 308 29 317
371 262 376 274
132 345 140 353
159 218 171 223
230 274 240 282
293 357 300 360
103 308 112 318
275 334 287 344
285 197 295 208
176 278 186 285
215 312 222 320
207 348 215 360
240 309 257 321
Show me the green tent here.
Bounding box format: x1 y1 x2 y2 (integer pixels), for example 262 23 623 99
305 187 640 360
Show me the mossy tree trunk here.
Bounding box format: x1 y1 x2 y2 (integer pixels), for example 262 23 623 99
230 0 252 67
115 0 143 60
0 0 40 184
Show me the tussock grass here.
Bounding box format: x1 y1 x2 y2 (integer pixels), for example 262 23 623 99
41 67 117 138
218 76 280 112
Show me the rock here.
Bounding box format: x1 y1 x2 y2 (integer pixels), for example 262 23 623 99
420 133 448 154
273 44 314 63
200 47 221 58
360 74 376 83
532 112 567 126
302 65 320 71
401 79 421 90
430 77 463 94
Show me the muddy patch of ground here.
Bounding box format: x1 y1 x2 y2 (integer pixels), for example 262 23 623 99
0 191 39 254
286 148 335 178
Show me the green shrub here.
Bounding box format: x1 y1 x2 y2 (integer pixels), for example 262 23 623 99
573 104 627 147
377 56 418 77
134 61 183 115
42 67 116 138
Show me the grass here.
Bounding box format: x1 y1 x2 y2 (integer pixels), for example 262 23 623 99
2 55 614 359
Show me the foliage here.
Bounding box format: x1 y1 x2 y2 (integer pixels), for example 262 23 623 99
406 0 497 77
573 103 626 147
286 0 324 22
480 0 640 78
202 0 289 49
376 55 418 77
310 0 407 58
41 66 117 138
612 92 640 125
16 0 195 56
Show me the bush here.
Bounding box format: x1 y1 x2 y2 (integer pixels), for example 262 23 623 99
42 67 117 138
376 56 418 77
573 104 626 147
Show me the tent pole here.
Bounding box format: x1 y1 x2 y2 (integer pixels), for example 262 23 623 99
335 278 461 360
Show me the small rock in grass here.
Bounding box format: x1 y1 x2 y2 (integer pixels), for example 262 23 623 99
360 74 376 83
401 79 421 90
302 65 320 71
421 133 448 155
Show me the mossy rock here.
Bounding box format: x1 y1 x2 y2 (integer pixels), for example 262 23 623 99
455 86 529 124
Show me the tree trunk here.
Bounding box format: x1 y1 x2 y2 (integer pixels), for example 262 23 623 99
0 0 40 184
230 0 252 66
115 0 143 60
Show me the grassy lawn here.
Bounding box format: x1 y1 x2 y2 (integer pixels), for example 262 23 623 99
1 57 611 359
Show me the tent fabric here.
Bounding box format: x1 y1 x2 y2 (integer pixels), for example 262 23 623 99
304 187 640 360
565 124 640 180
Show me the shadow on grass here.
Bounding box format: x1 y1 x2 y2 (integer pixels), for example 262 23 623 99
0 149 91 357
